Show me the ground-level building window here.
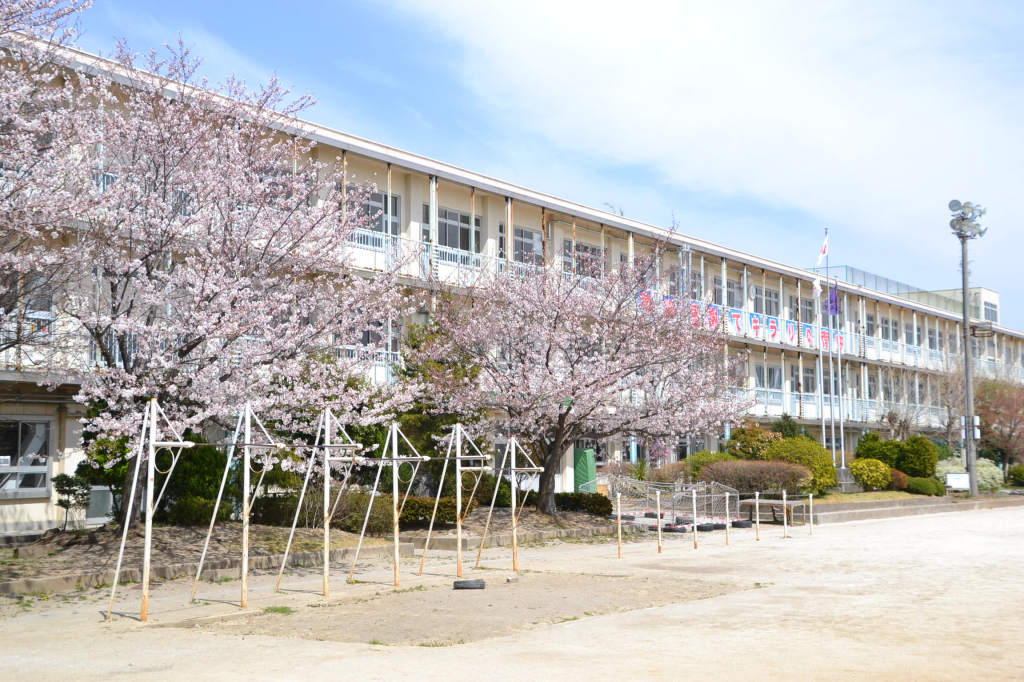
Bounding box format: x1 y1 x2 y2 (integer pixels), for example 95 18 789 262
0 420 51 498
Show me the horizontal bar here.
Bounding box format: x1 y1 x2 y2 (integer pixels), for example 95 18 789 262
202 442 286 448
153 441 195 448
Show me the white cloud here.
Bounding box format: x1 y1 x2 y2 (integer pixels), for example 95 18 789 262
388 0 1024 324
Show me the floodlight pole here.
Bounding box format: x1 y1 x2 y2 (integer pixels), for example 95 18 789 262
959 233 979 497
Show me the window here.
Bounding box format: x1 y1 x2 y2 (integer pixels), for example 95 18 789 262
905 323 916 346
356 191 399 235
865 314 875 337
726 281 742 309
423 205 480 252
800 297 814 324
0 272 52 317
499 224 542 265
713 277 724 306
563 239 604 274
927 329 938 350
891 319 900 343
867 375 878 400
880 317 890 341
752 287 779 317
790 365 816 394
0 420 50 498
1006 346 1014 365
987 339 996 360
984 302 998 323
802 365 816 394
755 365 782 390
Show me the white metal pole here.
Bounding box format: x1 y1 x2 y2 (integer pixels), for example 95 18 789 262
140 398 158 622
241 403 251 609
474 443 508 570
392 422 401 587
455 425 464 577
322 409 332 597
192 411 243 602
655 490 662 554
511 437 519 572
275 412 323 592
348 431 387 584
809 493 814 535
419 437 453 576
106 403 148 621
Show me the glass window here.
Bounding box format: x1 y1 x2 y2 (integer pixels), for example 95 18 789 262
891 319 900 343
984 302 998 323
0 421 50 497
800 298 814 324
868 375 878 400
866 314 875 337
513 227 543 265
726 281 742 309
905 323 915 346
802 366 816 394
713 277 724 306
880 317 890 341
356 191 400 235
765 290 780 317
563 239 604 274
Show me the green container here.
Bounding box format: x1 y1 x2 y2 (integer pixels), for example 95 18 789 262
573 448 596 492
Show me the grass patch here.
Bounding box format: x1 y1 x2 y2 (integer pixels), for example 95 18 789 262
367 639 388 646
814 491 915 504
418 639 465 647
552 615 579 624
212 576 235 584
392 585 426 594
263 605 295 615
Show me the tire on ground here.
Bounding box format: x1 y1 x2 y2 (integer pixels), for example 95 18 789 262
453 580 486 590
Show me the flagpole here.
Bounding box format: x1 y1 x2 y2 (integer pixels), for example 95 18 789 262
826 233 837 466
817 289 826 450
836 271 847 469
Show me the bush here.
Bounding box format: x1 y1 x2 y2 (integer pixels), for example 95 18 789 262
899 436 939 478
699 460 812 494
725 426 784 460
907 476 945 496
889 469 909 491
936 442 958 461
934 459 966 482
167 495 232 526
649 461 690 483
769 413 804 439
855 433 904 469
469 473 512 508
687 450 736 479
550 492 614 516
1009 465 1024 486
976 460 1004 492
850 459 891 491
250 493 300 527
763 437 837 493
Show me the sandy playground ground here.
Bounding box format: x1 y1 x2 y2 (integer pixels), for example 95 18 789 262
1 506 1022 681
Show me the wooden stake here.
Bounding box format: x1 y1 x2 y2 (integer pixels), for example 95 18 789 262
655 490 662 554
140 399 158 622
392 423 401 587
616 492 623 558
322 409 332 597
782 489 789 539
755 491 761 541
241 403 251 609
724 492 731 546
692 490 699 549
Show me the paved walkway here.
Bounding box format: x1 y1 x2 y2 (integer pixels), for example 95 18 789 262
2 507 1022 681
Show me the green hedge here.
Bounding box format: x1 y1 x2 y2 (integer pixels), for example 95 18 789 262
907 476 945 496
1009 465 1024 487
167 495 232 526
548 492 613 516
900 436 939 478
686 451 736 479
251 492 477 534
763 437 837 493
855 433 904 469
699 460 812 494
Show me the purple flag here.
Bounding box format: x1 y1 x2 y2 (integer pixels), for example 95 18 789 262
826 287 840 316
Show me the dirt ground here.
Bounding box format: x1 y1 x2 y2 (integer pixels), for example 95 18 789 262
2 507 1023 681
0 523 385 582
402 507 612 536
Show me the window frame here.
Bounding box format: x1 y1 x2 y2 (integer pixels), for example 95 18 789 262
0 418 53 500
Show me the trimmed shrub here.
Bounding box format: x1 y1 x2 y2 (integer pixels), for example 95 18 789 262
471 473 512 508
551 492 613 516
763 437 838 493
889 469 909 491
935 459 966 482
907 476 945 496
850 459 891 491
936 442 958 461
250 494 299 527
687 450 736 479
725 426 784 460
699 460 812 494
167 495 232 526
855 433 904 469
1009 465 1024 486
899 436 939 478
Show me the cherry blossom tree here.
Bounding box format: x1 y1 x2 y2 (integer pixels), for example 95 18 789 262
413 251 747 515
0 0 96 360
977 379 1024 480
2 18 421 521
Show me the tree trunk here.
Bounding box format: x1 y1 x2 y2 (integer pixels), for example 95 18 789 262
535 462 558 516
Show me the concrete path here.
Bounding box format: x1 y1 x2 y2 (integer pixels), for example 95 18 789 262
2 506 1022 681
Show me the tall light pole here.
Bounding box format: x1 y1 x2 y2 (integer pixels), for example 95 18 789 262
948 199 988 497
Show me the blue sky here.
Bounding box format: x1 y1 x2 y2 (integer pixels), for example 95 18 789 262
73 1 1024 327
